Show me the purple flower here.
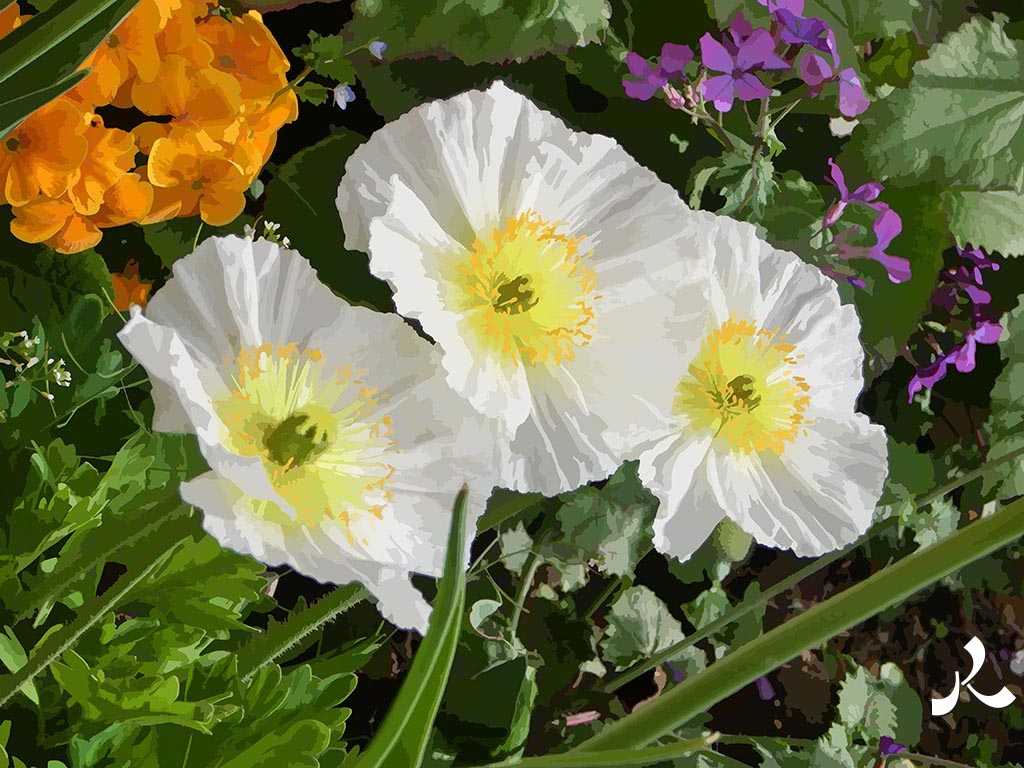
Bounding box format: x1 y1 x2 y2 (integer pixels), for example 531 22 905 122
333 84 356 109
623 43 694 101
755 676 776 700
726 12 755 48
932 267 991 311
798 54 869 117
369 40 387 60
776 9 836 60
821 264 867 289
879 737 907 756
665 662 685 683
955 320 1002 373
824 157 883 227
908 353 952 400
836 207 910 284
699 29 788 112
757 0 804 12
958 244 1001 284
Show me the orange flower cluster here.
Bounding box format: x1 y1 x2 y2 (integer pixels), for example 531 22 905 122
1 0 298 253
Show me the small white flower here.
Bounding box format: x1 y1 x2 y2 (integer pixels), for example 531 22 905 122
635 216 887 560
117 235 499 631
337 81 709 495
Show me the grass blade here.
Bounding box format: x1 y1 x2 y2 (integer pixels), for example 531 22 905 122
479 736 712 767
354 485 471 768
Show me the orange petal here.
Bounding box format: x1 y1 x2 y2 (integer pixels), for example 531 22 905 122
11 198 74 243
49 213 102 254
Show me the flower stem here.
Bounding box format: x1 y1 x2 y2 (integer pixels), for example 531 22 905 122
509 551 542 638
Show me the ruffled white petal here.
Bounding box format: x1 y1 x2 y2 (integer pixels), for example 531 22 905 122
181 473 434 631
338 81 548 252
122 235 499 632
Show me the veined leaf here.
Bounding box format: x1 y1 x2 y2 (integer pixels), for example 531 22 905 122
353 486 471 768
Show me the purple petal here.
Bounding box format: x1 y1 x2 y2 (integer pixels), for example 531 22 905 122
759 0 804 12
876 253 912 284
879 737 907 756
825 157 848 197
625 51 656 79
973 320 1003 345
700 33 735 73
954 338 977 373
755 676 776 700
931 284 959 312
660 42 693 74
623 77 661 100
838 68 869 117
799 52 833 88
908 355 953 401
369 40 387 59
872 207 902 250
728 12 754 46
962 282 992 307
701 74 737 111
851 181 883 202
734 72 771 102
736 28 778 70
333 84 356 109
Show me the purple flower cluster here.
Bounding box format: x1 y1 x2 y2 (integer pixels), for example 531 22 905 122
823 158 909 284
908 245 1003 401
879 736 906 756
622 0 869 118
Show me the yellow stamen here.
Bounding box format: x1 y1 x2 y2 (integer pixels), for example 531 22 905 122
674 318 811 454
447 210 598 365
215 343 396 536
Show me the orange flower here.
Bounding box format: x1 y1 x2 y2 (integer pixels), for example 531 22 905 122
67 117 138 215
131 55 241 123
197 11 290 101
147 134 248 225
111 260 152 311
93 172 156 228
0 99 88 206
0 3 30 38
10 198 102 254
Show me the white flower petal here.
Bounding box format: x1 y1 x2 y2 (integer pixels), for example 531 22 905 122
124 235 500 632
645 432 718 562
338 81 545 251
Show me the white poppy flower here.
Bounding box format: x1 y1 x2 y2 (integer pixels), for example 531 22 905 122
117 235 498 631
336 80 709 495
637 215 888 560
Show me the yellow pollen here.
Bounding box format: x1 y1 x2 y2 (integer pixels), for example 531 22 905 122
215 342 396 537
447 210 598 366
673 317 811 454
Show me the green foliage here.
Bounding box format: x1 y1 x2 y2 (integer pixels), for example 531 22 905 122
944 189 1024 257
854 15 1024 192
342 0 611 65
984 303 1024 498
600 586 694 670
262 131 393 311
835 661 922 745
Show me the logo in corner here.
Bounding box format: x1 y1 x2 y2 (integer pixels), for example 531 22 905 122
931 636 1017 716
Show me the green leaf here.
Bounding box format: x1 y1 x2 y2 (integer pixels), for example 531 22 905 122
305 32 357 83
354 487 471 768
600 586 686 669
853 16 1024 192
141 215 254 268
943 189 1024 256
539 462 658 591
984 303 1024 498
570 492 1024 751
235 583 368 682
262 131 393 311
342 0 611 65
0 0 141 139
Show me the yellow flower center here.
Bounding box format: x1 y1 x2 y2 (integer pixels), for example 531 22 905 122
673 318 811 454
447 211 597 365
214 343 395 539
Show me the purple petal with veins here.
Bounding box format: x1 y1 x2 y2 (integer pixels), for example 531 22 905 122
660 42 693 73
838 68 869 116
701 33 735 73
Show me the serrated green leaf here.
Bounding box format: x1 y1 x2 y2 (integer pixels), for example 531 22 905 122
354 487 471 768
853 16 1024 192
943 189 1024 256
984 304 1024 498
600 586 686 669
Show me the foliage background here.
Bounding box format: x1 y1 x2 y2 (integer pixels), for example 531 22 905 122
2 0 1024 766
